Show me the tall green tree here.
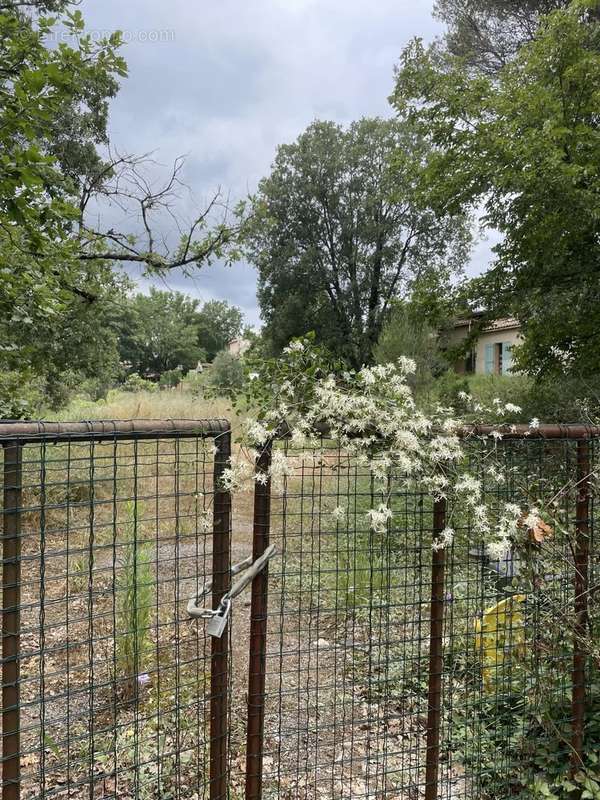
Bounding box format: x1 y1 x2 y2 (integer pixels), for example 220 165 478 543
0 1 235 276
0 4 125 247
243 118 471 367
0 2 128 414
433 0 571 73
392 0 600 378
196 300 244 361
118 290 205 376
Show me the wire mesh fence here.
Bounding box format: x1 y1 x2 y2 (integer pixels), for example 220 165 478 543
247 431 599 800
1 420 232 800
2 421 599 800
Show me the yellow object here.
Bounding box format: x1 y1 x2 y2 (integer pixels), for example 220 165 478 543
474 595 527 691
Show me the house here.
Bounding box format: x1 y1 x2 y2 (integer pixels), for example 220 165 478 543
448 315 522 376
228 337 252 357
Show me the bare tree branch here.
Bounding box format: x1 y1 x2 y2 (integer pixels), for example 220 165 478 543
76 149 237 272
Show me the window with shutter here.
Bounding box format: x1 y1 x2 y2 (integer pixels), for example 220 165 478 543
484 344 494 374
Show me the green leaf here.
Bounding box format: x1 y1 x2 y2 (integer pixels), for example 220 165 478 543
43 733 61 758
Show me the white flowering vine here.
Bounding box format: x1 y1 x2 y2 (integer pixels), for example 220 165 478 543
221 337 553 560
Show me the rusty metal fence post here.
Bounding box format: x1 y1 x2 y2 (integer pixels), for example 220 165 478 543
425 496 447 800
245 445 272 800
571 438 590 771
210 430 232 800
2 442 23 800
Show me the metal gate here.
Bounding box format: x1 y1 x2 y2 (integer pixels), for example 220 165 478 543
239 427 599 800
0 419 232 800
2 421 599 800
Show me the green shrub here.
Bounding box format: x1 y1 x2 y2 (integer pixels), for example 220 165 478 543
431 369 471 410
428 372 600 424
209 350 244 393
375 302 449 393
447 548 600 799
76 374 118 402
158 368 182 389
121 372 158 393
181 369 207 396
0 370 45 419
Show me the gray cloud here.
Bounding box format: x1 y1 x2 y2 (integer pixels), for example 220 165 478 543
80 0 456 327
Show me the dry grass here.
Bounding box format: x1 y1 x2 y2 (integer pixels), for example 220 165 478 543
48 388 241 429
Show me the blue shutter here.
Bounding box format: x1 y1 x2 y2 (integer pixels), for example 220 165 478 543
502 342 513 375
484 344 494 374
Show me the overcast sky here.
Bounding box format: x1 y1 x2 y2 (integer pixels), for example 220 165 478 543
80 0 495 328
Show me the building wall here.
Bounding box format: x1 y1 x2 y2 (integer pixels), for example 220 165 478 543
228 338 252 357
449 322 522 376
474 328 522 375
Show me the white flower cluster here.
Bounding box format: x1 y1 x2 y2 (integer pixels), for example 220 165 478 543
487 503 522 561
454 475 482 507
245 419 271 446
220 455 254 492
491 398 522 416
283 340 305 354
433 527 455 551
236 352 541 553
269 449 293 491
367 504 393 533
522 507 542 531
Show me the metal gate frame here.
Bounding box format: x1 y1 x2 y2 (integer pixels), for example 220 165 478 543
1 419 232 800
240 424 598 800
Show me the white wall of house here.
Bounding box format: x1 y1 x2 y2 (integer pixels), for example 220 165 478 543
449 320 522 376
474 327 521 375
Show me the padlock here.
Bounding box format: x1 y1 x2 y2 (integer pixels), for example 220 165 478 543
207 614 228 638
207 598 230 638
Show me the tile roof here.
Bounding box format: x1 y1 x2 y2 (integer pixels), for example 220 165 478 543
453 317 521 333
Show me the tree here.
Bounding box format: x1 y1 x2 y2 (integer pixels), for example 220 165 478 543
0 1 237 413
374 301 449 393
208 350 245 393
0 6 125 244
196 300 244 361
433 0 571 74
0 4 131 414
392 0 600 378
33 265 126 405
0 249 127 414
243 118 471 368
0 2 235 275
118 290 205 376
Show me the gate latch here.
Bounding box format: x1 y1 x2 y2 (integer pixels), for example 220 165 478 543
187 544 277 638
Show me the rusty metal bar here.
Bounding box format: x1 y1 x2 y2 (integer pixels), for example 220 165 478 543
463 424 600 440
210 429 232 800
0 418 230 444
2 443 23 800
245 445 273 800
0 419 596 446
425 497 447 800
571 439 590 771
